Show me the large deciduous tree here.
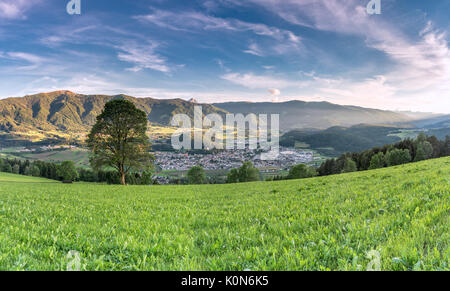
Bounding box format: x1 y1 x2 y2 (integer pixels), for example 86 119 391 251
87 99 154 185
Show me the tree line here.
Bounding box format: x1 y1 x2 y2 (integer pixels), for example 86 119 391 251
0 158 155 185
317 133 449 176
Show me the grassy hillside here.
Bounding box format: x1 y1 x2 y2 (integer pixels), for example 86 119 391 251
0 158 449 270
0 172 57 183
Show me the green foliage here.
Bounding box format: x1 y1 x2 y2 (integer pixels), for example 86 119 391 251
341 158 357 173
369 152 385 170
287 164 317 179
386 149 411 166
57 161 79 181
414 144 426 162
31 165 41 177
319 134 449 176
226 162 261 183
187 166 206 185
414 141 433 162
12 164 20 174
280 125 402 155
238 161 260 182
0 157 448 270
87 99 154 185
227 161 260 183
3 163 12 173
141 171 153 185
226 168 239 183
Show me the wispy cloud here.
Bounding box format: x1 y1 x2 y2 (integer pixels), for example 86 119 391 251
117 43 171 73
225 0 450 112
135 9 302 55
0 51 47 70
243 43 265 57
221 73 302 89
0 0 41 20
39 21 175 74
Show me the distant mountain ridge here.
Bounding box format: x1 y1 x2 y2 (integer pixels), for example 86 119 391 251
0 91 424 145
213 101 414 131
0 90 226 132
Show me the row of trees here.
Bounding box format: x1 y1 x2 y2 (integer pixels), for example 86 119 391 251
186 161 318 185
0 159 78 181
0 157 156 185
318 134 449 176
185 162 262 185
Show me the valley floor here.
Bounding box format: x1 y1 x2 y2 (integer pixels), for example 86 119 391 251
0 158 449 270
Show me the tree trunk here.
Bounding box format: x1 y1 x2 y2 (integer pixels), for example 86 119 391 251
120 172 126 185
119 165 126 185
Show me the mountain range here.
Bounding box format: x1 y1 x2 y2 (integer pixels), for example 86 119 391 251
213 101 413 130
0 90 440 146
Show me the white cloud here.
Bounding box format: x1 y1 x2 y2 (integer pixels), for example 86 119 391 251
38 22 175 74
243 43 264 57
0 51 47 70
117 43 171 73
135 9 301 55
268 88 280 96
224 0 450 113
0 0 41 20
221 73 302 89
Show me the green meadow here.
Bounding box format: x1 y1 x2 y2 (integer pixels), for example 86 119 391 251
0 172 58 183
0 157 448 270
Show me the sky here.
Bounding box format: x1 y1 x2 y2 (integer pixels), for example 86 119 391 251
0 0 449 113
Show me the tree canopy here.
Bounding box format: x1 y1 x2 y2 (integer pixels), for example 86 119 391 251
385 149 411 166
187 166 206 184
369 152 385 170
287 164 317 179
227 161 260 183
57 161 79 181
87 99 154 185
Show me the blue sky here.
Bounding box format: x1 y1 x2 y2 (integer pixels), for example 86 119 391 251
0 0 449 113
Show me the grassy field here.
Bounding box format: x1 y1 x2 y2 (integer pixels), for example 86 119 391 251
0 172 58 183
0 158 448 270
0 148 90 168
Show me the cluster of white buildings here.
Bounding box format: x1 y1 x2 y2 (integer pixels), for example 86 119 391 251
154 147 315 171
155 150 254 171
253 149 315 170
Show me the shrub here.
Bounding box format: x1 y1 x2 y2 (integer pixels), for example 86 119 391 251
187 166 206 185
57 161 79 181
287 164 317 179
